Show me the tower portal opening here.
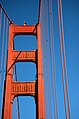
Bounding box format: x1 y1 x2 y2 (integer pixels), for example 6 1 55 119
14 35 37 51
13 62 36 82
12 96 36 119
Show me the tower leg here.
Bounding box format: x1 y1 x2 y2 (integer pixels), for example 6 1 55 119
37 78 45 119
2 76 12 119
37 23 46 119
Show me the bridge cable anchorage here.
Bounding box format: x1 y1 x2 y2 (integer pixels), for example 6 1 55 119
57 0 71 119
0 4 13 24
48 0 58 118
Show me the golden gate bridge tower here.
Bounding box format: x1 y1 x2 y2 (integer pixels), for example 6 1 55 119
0 0 46 118
1 22 45 119
0 0 73 119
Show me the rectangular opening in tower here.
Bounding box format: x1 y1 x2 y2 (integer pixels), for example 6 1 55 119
13 62 36 82
14 35 37 51
12 96 36 119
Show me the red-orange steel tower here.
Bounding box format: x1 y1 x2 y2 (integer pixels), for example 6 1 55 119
2 23 45 119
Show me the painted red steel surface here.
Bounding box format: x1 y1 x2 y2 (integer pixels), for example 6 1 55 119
2 23 45 119
12 50 36 62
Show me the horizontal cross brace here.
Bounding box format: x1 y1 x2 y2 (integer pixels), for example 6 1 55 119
11 23 36 36
12 50 37 63
11 81 36 97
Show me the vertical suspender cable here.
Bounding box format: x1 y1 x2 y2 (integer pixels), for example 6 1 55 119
1 14 6 79
0 6 2 84
57 0 71 119
0 4 13 119
0 6 10 118
0 6 2 32
5 18 9 70
0 13 6 119
44 0 53 118
3 16 7 78
0 13 5 97
5 19 9 89
39 0 53 118
48 0 58 119
45 0 53 118
4 17 7 72
15 66 20 119
57 0 67 116
0 6 2 118
13 44 20 119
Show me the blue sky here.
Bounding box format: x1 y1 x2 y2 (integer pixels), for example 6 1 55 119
0 0 39 119
0 0 79 119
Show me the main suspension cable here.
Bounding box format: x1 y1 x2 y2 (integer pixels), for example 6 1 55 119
38 0 42 23
44 0 53 118
0 4 13 24
57 0 71 119
39 0 53 118
48 0 58 118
